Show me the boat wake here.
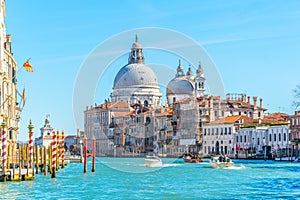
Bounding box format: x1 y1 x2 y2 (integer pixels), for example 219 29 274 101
162 163 182 167
225 165 247 170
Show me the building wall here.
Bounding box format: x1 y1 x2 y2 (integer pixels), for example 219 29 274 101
203 123 235 157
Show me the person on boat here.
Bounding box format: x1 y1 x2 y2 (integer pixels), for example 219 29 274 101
219 155 223 162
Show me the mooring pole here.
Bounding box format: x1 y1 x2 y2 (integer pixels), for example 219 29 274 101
1 121 7 182
92 136 96 172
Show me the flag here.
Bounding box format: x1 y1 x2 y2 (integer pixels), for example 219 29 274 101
22 88 26 107
23 61 34 72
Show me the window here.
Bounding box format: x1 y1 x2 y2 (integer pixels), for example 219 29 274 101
221 140 223 144
240 136 242 143
212 128 214 135
269 134 272 142
284 133 286 141
244 135 247 143
236 136 239 143
274 134 276 142
257 138 260 146
229 127 232 134
204 129 206 136
173 97 176 103
225 128 227 135
208 129 210 135
279 134 281 142
258 112 261 118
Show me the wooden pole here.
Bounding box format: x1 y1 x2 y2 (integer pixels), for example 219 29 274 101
35 146 39 174
48 146 52 174
43 146 47 176
83 135 87 173
1 121 7 182
92 136 96 172
40 146 43 173
61 131 65 169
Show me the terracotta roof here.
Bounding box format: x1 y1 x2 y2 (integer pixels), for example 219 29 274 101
97 101 130 109
209 115 255 125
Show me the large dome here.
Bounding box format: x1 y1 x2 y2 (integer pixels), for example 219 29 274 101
167 77 194 95
113 63 159 89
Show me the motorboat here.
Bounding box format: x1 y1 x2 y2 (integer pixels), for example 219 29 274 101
145 155 162 167
210 156 234 168
182 153 202 163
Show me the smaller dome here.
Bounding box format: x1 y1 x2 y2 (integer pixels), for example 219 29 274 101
167 77 194 95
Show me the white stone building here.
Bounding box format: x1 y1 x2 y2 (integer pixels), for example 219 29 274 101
35 117 56 147
235 124 290 158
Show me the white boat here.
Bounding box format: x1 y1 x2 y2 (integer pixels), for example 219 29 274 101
145 155 162 167
210 156 234 168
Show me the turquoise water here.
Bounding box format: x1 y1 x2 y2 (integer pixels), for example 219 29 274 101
1 158 300 199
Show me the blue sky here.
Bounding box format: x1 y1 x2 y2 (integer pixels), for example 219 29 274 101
5 1 300 141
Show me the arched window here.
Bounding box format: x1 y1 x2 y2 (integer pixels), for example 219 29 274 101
284 133 286 141
279 134 281 142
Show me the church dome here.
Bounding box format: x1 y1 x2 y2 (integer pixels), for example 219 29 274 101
113 63 159 89
167 77 194 95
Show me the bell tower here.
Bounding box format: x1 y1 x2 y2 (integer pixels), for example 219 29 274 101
195 63 206 96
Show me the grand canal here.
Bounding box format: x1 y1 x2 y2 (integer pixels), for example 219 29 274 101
1 158 299 199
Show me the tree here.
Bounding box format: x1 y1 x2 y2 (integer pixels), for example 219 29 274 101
292 85 300 110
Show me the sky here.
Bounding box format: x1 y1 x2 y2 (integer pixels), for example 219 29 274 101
5 0 300 141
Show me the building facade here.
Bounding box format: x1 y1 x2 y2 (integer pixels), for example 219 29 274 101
0 1 19 148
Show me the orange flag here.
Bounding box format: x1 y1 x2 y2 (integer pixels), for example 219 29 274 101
23 61 34 72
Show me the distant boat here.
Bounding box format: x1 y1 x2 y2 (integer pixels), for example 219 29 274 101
182 153 202 163
145 155 162 167
210 156 234 168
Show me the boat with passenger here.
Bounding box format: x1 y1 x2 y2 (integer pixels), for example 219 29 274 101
145 155 162 167
210 155 234 168
182 152 202 163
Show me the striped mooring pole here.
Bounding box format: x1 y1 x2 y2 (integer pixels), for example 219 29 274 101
1 121 7 182
28 120 34 169
51 132 57 178
61 131 65 169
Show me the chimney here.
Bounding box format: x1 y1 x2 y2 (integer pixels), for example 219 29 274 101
253 96 257 108
247 96 250 104
260 98 263 108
